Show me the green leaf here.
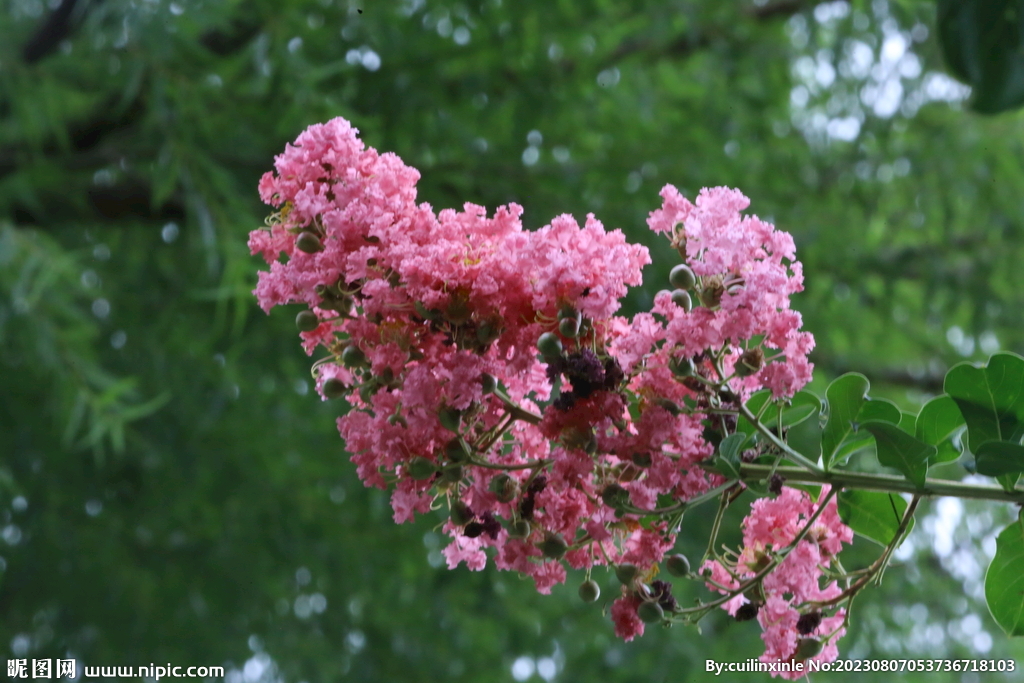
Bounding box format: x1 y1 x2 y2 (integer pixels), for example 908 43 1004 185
861 420 935 488
826 399 902 468
944 352 1024 452
713 433 747 480
837 490 912 547
915 395 966 464
787 405 823 463
737 390 818 436
975 441 1024 477
898 411 917 436
937 0 1024 114
985 514 1024 637
857 398 902 425
822 373 869 470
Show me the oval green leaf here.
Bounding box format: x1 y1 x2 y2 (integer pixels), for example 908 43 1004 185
861 420 935 489
975 441 1024 478
985 515 1024 637
822 373 870 470
915 395 966 464
837 490 913 547
944 352 1024 453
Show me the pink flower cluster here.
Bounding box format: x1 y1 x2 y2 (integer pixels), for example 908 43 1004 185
250 117 820 652
702 486 853 678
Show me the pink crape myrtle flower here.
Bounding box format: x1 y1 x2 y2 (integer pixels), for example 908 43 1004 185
250 116 823 648
703 486 853 677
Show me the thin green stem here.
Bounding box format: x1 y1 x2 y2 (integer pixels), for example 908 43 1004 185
492 388 543 425
740 464 1024 503
736 403 824 474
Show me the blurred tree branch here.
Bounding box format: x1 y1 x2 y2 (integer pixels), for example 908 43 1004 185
21 0 89 64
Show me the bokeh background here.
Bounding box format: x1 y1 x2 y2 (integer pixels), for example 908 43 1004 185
3 0 1024 681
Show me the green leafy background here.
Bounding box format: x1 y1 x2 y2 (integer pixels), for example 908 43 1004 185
3 0 1024 681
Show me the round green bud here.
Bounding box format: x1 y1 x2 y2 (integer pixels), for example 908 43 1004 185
669 264 696 290
450 501 474 526
341 345 367 368
322 377 346 400
794 638 823 661
295 231 323 254
358 382 377 403
631 452 652 468
438 406 462 432
614 563 638 585
734 347 765 378
476 320 501 345
578 579 601 603
537 332 563 360
441 465 464 484
538 532 567 559
698 279 725 308
601 484 630 510
655 398 680 415
637 600 664 624
665 553 690 577
558 316 580 338
480 373 497 395
296 310 320 332
669 356 696 378
508 519 531 538
445 437 472 464
407 457 438 481
670 289 692 312
488 473 519 503
444 296 472 325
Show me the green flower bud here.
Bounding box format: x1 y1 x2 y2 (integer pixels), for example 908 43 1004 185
631 452 652 468
406 457 438 481
508 519 531 539
322 377 346 400
438 406 462 432
341 345 367 368
578 579 601 603
614 563 638 585
358 381 378 403
558 315 580 338
296 310 320 332
537 332 563 360
669 355 696 378
450 501 474 526
670 289 692 312
669 264 696 290
445 437 472 464
637 600 664 624
601 484 630 510
480 373 497 395
793 638 823 661
734 347 765 378
655 398 680 416
665 553 690 577
441 465 464 483
295 231 323 254
444 295 472 325
488 473 519 503
476 320 501 345
414 301 442 322
538 532 567 559
698 276 725 308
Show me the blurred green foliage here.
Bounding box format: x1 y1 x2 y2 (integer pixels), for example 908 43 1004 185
2 0 1024 681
